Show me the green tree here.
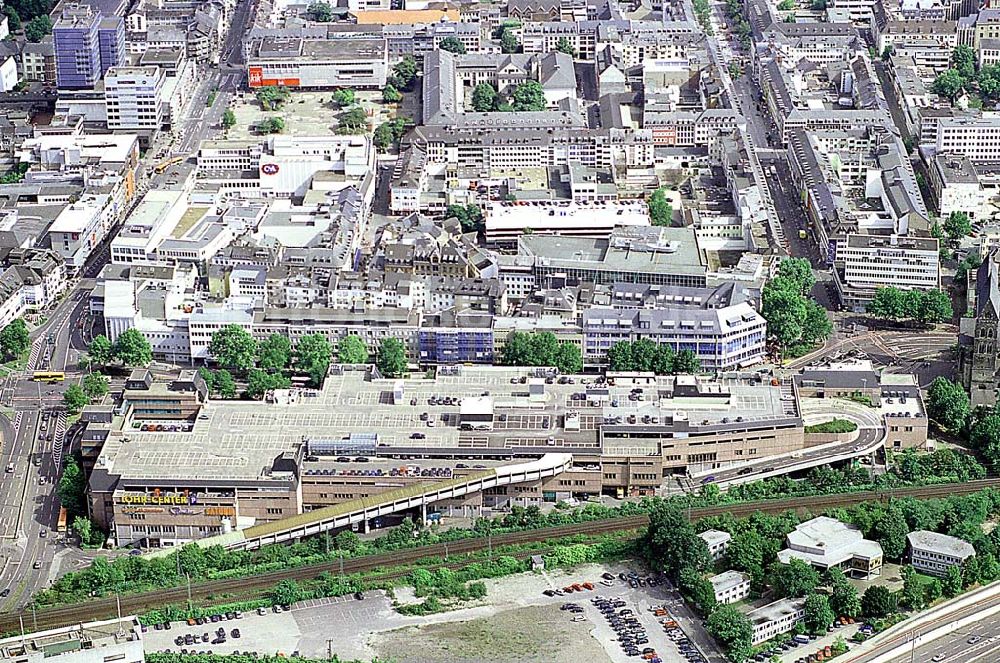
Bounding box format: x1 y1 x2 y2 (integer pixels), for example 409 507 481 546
643 502 710 579
0 319 30 360
762 283 807 352
334 530 360 551
647 187 673 226
222 108 237 129
295 334 333 386
4 6 21 32
246 369 290 399
952 44 976 81
338 334 369 364
777 257 815 295
57 455 87 516
917 289 954 324
113 329 152 366
471 82 499 112
72 517 96 546
943 565 963 597
804 593 835 635
271 579 302 605
391 56 419 90
439 36 466 54
256 117 285 134
872 506 910 560
769 558 820 598
256 86 290 110
376 338 408 378
24 14 51 42
861 585 897 619
944 211 972 241
257 334 292 372
511 81 545 111
331 88 356 108
209 325 258 372
337 107 368 134
197 366 215 393
926 376 970 432
970 407 1000 473
382 83 402 103
554 341 583 374
828 569 861 618
867 286 905 321
63 384 88 413
88 335 114 367
979 64 1000 101
214 369 237 399
706 605 754 663
308 0 333 21
673 349 701 374
900 566 925 610
801 301 833 343
777 0 794 8
555 36 576 57
726 530 774 586
932 68 965 101
500 27 520 54
678 567 717 616
82 372 109 401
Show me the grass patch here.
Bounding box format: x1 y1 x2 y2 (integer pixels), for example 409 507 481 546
805 418 858 434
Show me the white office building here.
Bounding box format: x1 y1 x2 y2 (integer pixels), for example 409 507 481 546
777 516 884 579
699 529 732 561
834 234 941 311
710 570 751 605
104 65 165 131
747 598 806 644
907 530 976 578
936 116 1000 163
110 189 186 264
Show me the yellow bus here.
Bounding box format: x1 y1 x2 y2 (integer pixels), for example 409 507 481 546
57 507 67 534
32 371 65 383
154 156 183 174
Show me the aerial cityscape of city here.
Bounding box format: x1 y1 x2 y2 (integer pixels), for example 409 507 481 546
0 0 999 660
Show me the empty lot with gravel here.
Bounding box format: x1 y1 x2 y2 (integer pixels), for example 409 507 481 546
371 603 612 663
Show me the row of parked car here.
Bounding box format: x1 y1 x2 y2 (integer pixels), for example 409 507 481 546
592 595 654 659
174 628 240 648
663 621 704 663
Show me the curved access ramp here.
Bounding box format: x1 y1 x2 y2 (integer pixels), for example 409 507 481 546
145 453 573 555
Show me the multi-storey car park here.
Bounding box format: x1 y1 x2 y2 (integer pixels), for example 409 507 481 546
86 366 815 548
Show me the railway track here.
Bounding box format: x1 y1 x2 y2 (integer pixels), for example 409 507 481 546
4 479 997 634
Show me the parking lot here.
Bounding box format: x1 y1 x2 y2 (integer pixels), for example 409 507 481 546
142 561 722 662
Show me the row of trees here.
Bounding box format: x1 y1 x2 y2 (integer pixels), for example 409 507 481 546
499 331 583 374
63 373 109 413
208 326 333 388
470 81 546 113
605 339 700 375
865 287 953 325
761 258 832 359
88 330 153 368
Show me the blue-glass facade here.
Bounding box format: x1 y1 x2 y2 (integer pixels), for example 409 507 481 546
54 6 124 89
418 329 494 365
